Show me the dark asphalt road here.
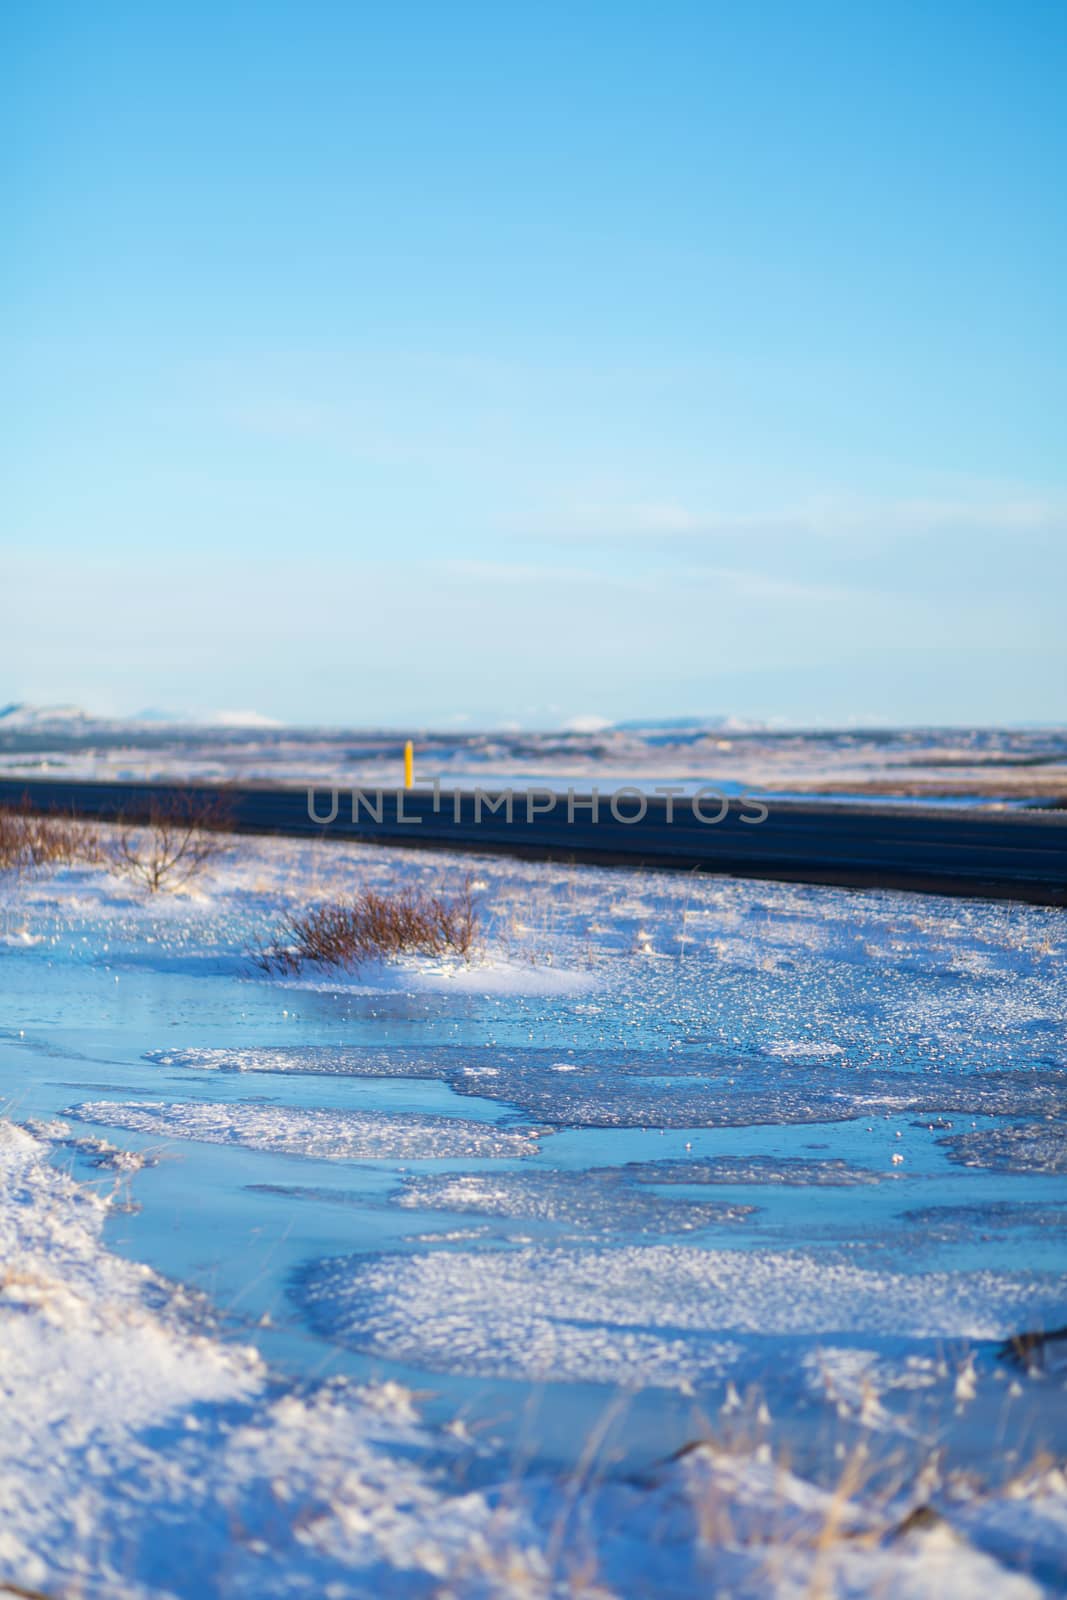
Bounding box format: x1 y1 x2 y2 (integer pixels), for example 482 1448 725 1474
2 776 1065 905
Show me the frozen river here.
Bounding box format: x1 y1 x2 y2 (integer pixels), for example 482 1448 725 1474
2 829 1067 1595
2 832 1065 1506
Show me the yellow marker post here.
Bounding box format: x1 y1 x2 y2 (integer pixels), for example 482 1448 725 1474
403 739 414 790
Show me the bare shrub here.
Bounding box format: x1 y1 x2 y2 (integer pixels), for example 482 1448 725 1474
0 796 106 874
0 806 31 872
257 877 478 972
112 792 232 893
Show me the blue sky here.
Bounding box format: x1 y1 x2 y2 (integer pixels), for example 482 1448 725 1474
4 0 1065 727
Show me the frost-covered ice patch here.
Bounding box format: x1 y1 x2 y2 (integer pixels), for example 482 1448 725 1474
295 1244 1067 1387
298 1247 746 1388
902 1202 1067 1242
141 1044 1066 1129
147 1043 337 1068
392 1168 756 1235
145 1046 324 1073
22 1116 159 1172
68 1101 544 1161
624 1155 886 1187
940 1123 1067 1174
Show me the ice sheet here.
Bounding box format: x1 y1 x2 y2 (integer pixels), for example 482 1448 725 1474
68 1100 543 1161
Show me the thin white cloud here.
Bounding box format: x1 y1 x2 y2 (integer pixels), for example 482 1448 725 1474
551 491 1067 541
676 565 855 604
433 557 854 607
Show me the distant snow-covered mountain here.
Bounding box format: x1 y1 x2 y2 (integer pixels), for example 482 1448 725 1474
613 715 769 734
0 703 281 733
0 702 92 728
200 709 282 728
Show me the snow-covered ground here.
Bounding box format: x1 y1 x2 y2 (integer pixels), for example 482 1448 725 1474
1 827 1065 1595
2 707 1067 799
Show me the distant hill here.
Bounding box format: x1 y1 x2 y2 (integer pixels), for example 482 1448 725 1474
0 702 92 729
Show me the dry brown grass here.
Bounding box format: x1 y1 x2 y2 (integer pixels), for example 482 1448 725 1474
0 791 231 892
112 792 232 893
256 877 478 972
0 797 105 874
